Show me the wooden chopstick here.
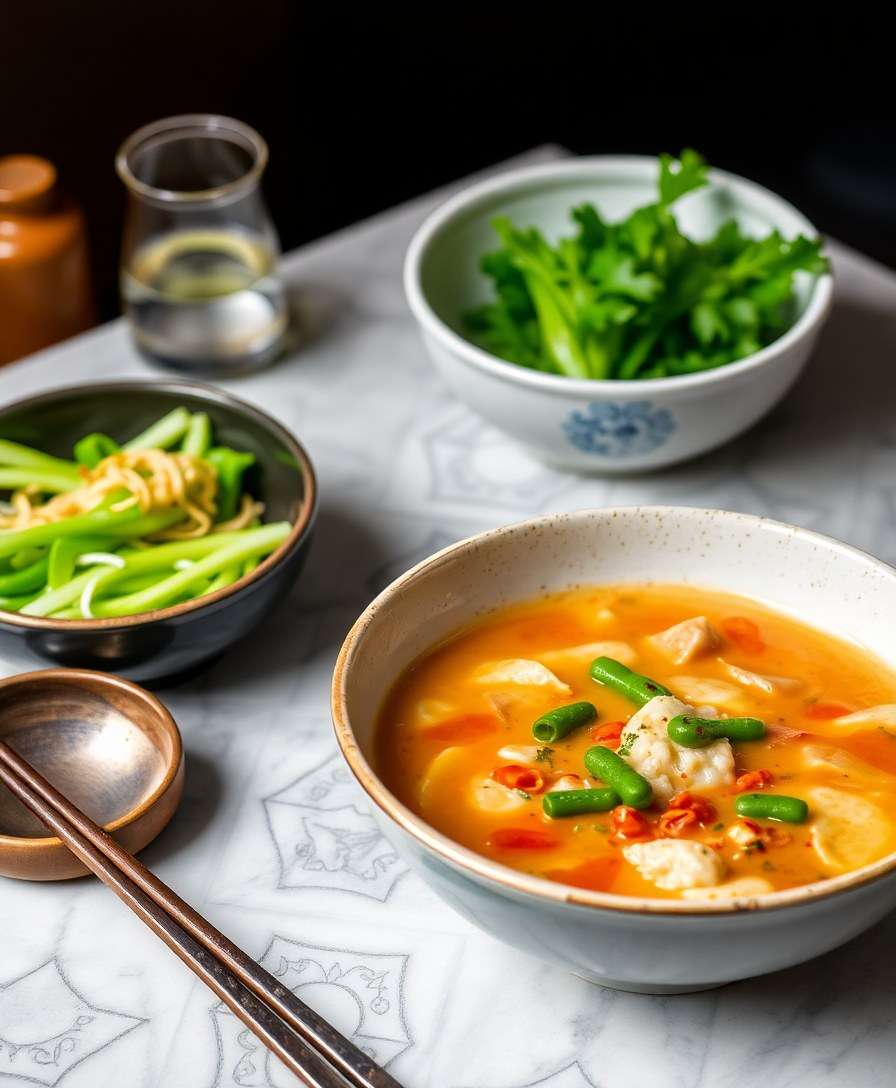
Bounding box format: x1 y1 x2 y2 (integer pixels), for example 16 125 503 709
0 739 404 1088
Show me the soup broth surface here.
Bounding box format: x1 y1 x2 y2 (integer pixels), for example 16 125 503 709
375 585 896 900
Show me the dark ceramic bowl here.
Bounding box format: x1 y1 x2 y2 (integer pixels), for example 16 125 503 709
0 381 317 685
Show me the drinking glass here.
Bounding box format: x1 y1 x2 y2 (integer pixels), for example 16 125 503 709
116 115 288 374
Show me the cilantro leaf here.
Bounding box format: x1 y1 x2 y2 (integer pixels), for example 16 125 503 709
658 148 709 207
463 151 829 381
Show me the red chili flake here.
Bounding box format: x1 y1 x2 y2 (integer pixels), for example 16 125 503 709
667 791 716 824
491 764 546 794
658 808 699 836
590 720 625 745
609 806 653 840
734 769 773 793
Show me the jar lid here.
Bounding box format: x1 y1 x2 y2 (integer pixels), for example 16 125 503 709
0 155 57 209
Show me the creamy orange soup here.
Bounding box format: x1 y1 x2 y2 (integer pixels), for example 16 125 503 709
375 585 896 900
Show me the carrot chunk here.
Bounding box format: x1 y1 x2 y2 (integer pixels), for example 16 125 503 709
609 805 652 840
545 857 621 892
488 828 558 850
667 791 716 824
735 769 773 792
805 701 851 720
722 616 765 654
492 764 546 793
590 720 625 745
426 714 499 744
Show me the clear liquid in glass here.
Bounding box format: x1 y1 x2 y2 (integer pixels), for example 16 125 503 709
122 228 288 374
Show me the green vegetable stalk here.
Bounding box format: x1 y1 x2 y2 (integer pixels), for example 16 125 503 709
465 150 828 381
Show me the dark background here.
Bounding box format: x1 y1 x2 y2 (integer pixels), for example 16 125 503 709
3 4 895 322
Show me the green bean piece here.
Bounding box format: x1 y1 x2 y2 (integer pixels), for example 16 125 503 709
73 433 120 469
0 505 191 561
181 412 212 457
590 656 673 707
0 592 40 611
584 745 653 809
8 547 44 570
47 536 111 589
21 525 289 617
88 523 289 618
206 447 255 521
0 439 81 481
0 556 49 595
0 508 141 559
532 701 597 743
201 564 241 596
0 468 81 494
122 407 192 452
735 793 809 824
667 714 765 748
543 787 621 819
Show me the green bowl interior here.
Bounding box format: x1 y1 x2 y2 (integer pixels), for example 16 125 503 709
0 384 307 524
419 161 822 342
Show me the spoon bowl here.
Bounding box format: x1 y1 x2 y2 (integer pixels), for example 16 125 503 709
0 668 183 879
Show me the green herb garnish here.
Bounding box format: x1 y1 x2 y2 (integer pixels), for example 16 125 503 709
464 150 828 381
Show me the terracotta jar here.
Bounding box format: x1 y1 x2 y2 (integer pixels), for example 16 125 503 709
0 155 94 365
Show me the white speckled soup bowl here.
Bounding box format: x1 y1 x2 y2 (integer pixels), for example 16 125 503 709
332 507 896 993
404 158 833 474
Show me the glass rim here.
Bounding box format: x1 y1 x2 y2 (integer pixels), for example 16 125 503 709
115 113 268 205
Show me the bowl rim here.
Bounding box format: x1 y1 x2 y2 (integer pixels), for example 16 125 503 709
332 506 896 916
403 154 835 398
0 379 317 630
0 667 183 850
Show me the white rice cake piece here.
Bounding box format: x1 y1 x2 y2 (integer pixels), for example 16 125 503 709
718 658 802 696
411 698 457 727
649 616 720 665
621 695 735 803
470 776 529 813
669 676 751 714
802 744 896 789
550 774 590 791
419 746 466 812
623 839 725 891
497 744 543 765
833 705 896 731
474 659 571 694
682 876 773 901
538 640 637 670
809 786 894 871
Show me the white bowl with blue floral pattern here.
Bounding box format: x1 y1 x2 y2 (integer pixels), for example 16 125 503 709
404 157 833 473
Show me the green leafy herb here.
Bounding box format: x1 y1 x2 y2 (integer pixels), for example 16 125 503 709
617 732 637 757
464 151 828 380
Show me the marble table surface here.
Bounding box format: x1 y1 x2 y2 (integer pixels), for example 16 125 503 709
1 146 895 1088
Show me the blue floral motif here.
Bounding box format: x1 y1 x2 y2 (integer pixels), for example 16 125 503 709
563 400 676 458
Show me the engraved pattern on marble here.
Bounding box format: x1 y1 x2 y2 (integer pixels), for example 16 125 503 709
0 960 144 1087
210 936 411 1086
422 412 573 510
263 753 407 900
